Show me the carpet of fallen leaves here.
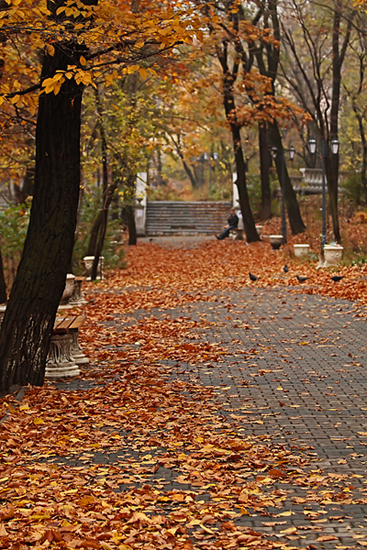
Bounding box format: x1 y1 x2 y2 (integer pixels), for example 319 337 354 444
1 232 367 550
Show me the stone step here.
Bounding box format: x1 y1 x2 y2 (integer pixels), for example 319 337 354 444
146 201 232 236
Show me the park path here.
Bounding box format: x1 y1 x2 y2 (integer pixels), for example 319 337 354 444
3 238 367 549
47 235 367 549
120 283 367 548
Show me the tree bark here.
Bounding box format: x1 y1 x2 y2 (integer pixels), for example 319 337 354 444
258 123 272 220
0 41 83 394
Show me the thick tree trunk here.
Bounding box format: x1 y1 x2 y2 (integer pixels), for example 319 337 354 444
270 122 306 235
0 247 7 304
259 123 272 220
0 43 83 394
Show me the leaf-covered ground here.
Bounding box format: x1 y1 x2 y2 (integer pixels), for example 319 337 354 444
1 237 367 550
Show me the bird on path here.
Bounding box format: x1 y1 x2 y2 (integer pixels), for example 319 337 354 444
331 275 344 282
283 265 289 273
296 275 309 283
249 273 259 282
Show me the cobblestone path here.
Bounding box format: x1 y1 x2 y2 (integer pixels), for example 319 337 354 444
127 286 367 548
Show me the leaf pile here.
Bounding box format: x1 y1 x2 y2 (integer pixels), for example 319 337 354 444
91 240 367 308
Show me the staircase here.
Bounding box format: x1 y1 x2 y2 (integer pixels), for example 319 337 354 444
145 201 232 236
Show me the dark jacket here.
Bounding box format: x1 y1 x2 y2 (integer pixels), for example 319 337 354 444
228 212 239 228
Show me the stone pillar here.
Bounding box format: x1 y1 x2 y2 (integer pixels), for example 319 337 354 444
60 274 75 305
45 333 80 378
70 331 89 365
135 172 147 237
70 277 87 306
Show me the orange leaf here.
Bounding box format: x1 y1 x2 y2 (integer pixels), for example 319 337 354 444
316 535 338 542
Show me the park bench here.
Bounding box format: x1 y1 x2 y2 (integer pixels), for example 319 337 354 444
70 276 87 305
229 228 244 240
45 315 89 379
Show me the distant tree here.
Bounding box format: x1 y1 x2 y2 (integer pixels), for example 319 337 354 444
252 0 305 233
281 0 356 243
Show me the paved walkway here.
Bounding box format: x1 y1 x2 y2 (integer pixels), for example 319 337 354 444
55 282 367 548
126 286 367 547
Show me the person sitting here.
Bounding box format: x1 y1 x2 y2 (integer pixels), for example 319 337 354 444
216 208 239 240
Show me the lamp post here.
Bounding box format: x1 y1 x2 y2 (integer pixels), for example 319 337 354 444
308 137 339 254
270 144 295 244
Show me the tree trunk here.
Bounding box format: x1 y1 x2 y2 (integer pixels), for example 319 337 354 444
86 209 104 257
0 42 83 395
221 64 259 242
172 135 198 189
127 206 137 245
327 3 347 244
259 123 272 220
270 122 306 235
232 125 259 242
91 208 108 280
182 158 198 189
0 247 7 304
89 86 110 281
354 110 367 204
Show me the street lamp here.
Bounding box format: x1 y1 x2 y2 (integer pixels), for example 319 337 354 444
270 144 296 244
308 138 317 155
308 137 339 254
